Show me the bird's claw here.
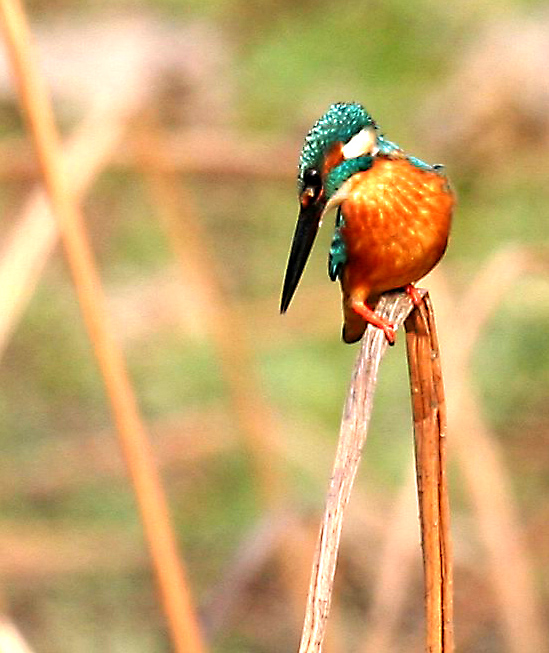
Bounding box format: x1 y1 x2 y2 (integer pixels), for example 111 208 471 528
351 300 396 345
382 323 396 345
405 284 424 307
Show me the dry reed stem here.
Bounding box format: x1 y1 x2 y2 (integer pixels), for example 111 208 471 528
133 117 283 506
298 291 419 653
0 98 135 359
429 257 548 653
0 617 34 653
0 129 297 181
0 4 205 653
405 295 453 653
0 196 57 356
359 251 546 653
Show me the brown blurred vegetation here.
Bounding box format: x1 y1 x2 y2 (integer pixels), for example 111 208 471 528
0 1 548 652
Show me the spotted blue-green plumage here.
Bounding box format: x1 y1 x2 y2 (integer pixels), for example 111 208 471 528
325 154 374 198
298 102 374 192
376 135 400 156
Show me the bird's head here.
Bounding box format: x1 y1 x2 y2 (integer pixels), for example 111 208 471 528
281 102 378 313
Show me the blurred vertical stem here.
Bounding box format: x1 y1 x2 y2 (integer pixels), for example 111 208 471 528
133 111 284 509
132 112 326 643
405 295 454 652
0 2 206 652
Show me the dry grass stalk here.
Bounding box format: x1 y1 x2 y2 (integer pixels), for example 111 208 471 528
359 251 546 653
133 116 284 506
0 129 297 181
405 294 453 652
0 616 35 653
298 291 421 653
0 3 205 652
0 97 136 360
430 255 548 653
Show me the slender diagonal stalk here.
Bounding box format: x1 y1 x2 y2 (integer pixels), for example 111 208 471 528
298 291 419 653
0 97 135 359
405 295 454 652
0 3 205 652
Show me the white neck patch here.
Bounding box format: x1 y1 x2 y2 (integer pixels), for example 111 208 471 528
341 128 378 159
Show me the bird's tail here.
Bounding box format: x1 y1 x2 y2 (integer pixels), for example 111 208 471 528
342 301 366 344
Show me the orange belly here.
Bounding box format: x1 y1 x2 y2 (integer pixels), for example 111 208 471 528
339 157 454 302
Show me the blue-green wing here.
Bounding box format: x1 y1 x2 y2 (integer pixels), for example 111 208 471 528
328 208 347 281
377 135 446 174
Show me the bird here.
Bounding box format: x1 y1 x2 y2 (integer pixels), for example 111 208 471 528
280 102 454 344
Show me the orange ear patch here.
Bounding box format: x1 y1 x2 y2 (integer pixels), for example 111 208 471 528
322 141 344 178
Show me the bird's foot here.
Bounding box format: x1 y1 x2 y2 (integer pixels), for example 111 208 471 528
351 300 396 345
404 284 424 307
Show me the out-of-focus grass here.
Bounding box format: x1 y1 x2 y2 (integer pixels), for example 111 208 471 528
475 287 549 431
2 273 106 427
129 333 225 416
93 172 172 281
236 1 454 134
449 179 549 272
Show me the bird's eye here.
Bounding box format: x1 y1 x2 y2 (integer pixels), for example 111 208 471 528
302 168 322 201
303 168 322 195
303 168 321 186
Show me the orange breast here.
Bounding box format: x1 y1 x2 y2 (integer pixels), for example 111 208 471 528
339 157 454 301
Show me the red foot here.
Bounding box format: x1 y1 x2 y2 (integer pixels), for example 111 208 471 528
351 300 396 345
405 284 424 307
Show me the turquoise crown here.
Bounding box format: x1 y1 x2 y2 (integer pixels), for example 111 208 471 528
298 102 374 190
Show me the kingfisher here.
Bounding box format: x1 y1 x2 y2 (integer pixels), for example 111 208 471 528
280 102 454 344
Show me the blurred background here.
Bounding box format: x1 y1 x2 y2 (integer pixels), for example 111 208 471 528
0 0 548 651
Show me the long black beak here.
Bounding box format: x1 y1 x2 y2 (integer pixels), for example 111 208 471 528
280 197 325 313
